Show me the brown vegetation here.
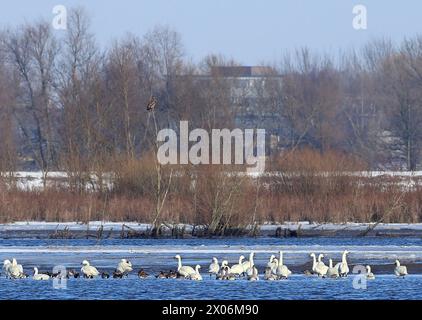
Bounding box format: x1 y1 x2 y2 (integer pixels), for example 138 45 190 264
1 150 422 232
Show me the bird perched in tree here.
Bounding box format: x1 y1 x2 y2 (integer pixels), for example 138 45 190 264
146 96 157 112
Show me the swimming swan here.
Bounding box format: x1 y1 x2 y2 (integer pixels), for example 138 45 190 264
174 255 196 278
208 257 220 277
81 260 100 278
116 259 133 274
190 265 203 281
242 252 255 273
230 256 245 276
276 251 292 279
394 260 408 277
326 259 339 278
366 265 375 280
33 267 50 280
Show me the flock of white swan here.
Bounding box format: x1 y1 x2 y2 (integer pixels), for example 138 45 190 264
2 250 409 281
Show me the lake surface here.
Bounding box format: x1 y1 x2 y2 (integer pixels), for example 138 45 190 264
1 237 422 300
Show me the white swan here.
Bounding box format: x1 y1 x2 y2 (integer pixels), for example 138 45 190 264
174 255 196 278
326 259 339 278
242 252 255 273
245 253 257 277
3 260 11 278
190 265 203 281
271 258 279 274
33 267 50 280
230 256 245 276
276 251 292 279
394 260 408 277
337 250 350 277
267 255 277 269
116 259 133 274
8 258 25 279
315 254 329 277
208 257 220 277
81 260 100 278
366 265 375 280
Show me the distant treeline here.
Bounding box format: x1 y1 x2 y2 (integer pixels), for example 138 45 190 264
1 7 422 228
1 8 422 173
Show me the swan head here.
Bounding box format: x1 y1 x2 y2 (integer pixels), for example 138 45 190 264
310 253 316 258
343 250 350 255
3 259 11 267
212 257 218 263
318 254 324 261
174 255 181 260
269 255 275 262
395 260 400 266
222 260 228 267
33 267 38 274
239 255 245 261
81 260 90 266
272 258 278 265
122 259 132 266
366 265 371 272
196 265 201 271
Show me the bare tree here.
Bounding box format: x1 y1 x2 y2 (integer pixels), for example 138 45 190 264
2 21 60 185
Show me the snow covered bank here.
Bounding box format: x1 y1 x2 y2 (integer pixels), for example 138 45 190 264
3 170 422 191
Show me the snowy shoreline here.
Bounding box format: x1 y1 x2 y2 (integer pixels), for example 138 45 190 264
1 221 422 238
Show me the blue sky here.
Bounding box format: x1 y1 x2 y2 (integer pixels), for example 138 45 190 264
1 0 421 64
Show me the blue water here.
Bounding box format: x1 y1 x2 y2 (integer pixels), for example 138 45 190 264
1 275 421 300
1 237 422 300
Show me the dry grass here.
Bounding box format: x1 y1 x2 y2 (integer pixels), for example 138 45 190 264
1 149 422 227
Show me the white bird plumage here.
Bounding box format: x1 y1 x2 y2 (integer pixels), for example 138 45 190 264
174 255 196 278
276 251 292 279
394 260 408 277
208 257 220 277
244 252 257 277
189 265 203 281
310 253 328 277
366 265 375 280
326 259 339 278
33 267 50 280
242 252 255 273
267 255 277 269
81 260 100 278
6 258 25 279
230 256 245 276
337 250 350 277
116 259 133 274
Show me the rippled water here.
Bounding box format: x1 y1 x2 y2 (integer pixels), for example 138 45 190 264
1 275 422 300
1 237 422 300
